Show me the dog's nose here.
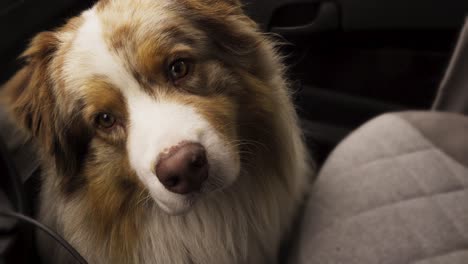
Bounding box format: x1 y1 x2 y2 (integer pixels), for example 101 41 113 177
155 143 208 194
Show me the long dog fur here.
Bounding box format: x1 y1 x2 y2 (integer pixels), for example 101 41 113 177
1 0 312 263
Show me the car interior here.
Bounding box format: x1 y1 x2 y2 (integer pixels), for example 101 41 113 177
0 0 467 263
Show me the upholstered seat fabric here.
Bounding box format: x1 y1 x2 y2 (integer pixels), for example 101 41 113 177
290 112 468 264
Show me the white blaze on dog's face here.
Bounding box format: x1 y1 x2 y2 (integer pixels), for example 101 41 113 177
56 2 248 214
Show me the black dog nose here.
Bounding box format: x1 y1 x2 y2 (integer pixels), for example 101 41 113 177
156 143 208 194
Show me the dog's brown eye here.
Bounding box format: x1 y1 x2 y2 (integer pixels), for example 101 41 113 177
96 113 116 129
168 59 191 82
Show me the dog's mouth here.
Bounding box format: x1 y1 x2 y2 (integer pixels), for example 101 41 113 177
154 192 201 215
153 174 231 215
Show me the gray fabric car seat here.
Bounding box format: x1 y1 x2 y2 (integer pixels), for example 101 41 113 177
289 112 468 264
289 18 468 264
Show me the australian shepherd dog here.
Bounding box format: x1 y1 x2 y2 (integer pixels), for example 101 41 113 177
1 0 312 263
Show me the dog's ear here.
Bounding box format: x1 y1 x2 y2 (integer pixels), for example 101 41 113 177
183 0 260 63
2 32 92 192
3 32 59 149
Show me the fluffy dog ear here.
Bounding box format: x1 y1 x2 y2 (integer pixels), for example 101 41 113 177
2 32 91 192
3 32 59 151
183 0 260 64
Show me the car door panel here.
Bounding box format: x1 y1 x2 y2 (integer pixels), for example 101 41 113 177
244 0 468 161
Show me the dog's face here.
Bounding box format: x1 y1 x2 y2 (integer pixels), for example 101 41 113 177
3 0 280 215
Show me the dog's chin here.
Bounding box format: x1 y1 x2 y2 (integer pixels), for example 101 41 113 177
153 175 238 215
155 194 199 215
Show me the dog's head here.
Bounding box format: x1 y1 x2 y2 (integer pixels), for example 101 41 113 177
2 0 284 215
